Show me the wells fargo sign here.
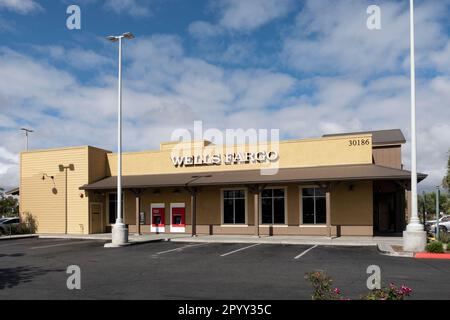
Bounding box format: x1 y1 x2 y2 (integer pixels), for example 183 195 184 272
171 151 279 167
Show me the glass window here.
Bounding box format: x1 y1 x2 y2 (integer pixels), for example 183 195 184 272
261 188 285 224
223 189 246 224
108 193 123 224
302 188 327 225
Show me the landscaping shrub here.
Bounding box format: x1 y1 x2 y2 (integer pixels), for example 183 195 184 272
361 284 412 300
305 271 413 300
426 241 444 253
304 271 342 300
0 212 37 236
438 232 450 245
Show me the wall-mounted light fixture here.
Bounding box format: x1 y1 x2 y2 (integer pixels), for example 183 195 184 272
42 173 54 181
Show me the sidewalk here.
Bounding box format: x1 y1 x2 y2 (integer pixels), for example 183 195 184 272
38 233 187 245
170 234 403 247
0 234 38 241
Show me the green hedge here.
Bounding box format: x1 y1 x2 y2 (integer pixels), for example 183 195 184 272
426 241 444 253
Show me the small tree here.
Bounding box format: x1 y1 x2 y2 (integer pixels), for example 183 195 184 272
418 191 449 219
443 149 450 192
0 187 19 218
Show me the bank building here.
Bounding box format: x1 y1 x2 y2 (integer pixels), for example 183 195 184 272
15 129 426 237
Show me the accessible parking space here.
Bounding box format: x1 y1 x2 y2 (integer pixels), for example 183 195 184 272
1 239 450 300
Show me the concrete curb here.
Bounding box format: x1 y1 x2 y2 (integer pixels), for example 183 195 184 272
170 237 379 247
0 234 38 241
39 235 112 240
104 238 168 248
377 243 414 258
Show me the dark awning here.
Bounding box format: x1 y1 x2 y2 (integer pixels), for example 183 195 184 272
79 164 427 190
5 187 19 196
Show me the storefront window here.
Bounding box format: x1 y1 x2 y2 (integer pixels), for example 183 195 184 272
302 188 326 224
108 193 124 224
261 188 285 224
223 190 246 224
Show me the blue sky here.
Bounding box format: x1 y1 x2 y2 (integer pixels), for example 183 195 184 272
0 0 449 190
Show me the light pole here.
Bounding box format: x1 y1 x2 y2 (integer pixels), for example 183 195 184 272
435 186 440 240
20 128 33 151
107 32 135 246
403 0 426 252
59 164 74 234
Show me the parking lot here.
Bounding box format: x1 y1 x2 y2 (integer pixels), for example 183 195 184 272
1 238 450 300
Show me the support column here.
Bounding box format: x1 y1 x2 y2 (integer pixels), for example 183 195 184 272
135 194 141 235
254 192 260 237
326 189 331 238
190 188 198 237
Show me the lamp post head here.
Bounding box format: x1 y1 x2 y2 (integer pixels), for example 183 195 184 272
122 32 135 39
106 33 135 42
106 35 119 42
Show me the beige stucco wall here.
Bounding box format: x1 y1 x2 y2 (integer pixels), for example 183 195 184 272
20 133 377 236
124 182 373 236
107 134 373 176
20 147 90 234
20 146 111 234
330 181 373 236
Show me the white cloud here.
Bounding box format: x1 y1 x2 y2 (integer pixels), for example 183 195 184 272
0 0 42 14
189 0 294 37
218 0 294 31
103 0 151 17
31 45 114 70
188 21 223 38
282 0 447 76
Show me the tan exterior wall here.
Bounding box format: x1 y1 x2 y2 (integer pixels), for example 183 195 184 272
19 133 380 236
125 182 373 236
20 146 111 234
372 146 402 169
330 181 373 236
20 147 90 234
107 134 373 176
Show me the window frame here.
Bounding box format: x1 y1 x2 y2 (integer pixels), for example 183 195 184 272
299 186 327 226
259 186 288 226
220 188 248 226
106 192 125 226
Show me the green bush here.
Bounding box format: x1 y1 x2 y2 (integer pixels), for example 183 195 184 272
304 271 343 300
361 284 412 300
305 271 413 300
0 213 37 236
438 232 450 245
426 241 444 253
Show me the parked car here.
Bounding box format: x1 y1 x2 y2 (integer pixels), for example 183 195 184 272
0 217 20 232
425 215 450 234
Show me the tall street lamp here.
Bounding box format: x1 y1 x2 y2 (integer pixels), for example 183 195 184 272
403 0 426 252
20 128 33 151
106 32 135 246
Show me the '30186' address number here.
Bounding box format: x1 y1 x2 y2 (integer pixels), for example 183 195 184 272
349 139 370 146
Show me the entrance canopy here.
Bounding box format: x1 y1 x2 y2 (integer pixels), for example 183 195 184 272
79 164 426 190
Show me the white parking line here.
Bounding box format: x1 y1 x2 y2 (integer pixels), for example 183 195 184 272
294 245 318 259
30 240 97 250
220 243 261 257
156 243 210 255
